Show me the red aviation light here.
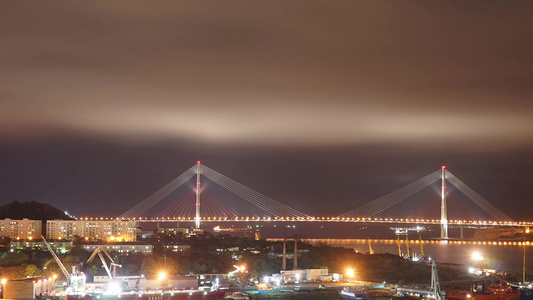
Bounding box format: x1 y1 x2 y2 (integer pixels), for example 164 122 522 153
197 160 201 164
442 165 446 169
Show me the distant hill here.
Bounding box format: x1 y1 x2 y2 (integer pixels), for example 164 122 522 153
0 201 72 221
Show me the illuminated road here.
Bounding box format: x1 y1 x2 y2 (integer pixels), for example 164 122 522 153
76 216 533 227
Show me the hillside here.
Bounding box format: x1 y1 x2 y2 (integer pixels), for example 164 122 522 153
0 201 72 221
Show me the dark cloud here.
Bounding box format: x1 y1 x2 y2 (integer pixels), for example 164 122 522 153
0 1 532 221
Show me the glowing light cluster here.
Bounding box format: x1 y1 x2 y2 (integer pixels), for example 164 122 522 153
76 216 531 227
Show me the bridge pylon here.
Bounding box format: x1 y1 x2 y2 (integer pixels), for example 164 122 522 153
440 166 448 239
195 161 201 229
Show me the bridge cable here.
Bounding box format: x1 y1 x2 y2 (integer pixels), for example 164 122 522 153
202 185 258 218
118 165 196 219
202 168 306 218
338 170 441 218
201 165 310 218
446 171 513 222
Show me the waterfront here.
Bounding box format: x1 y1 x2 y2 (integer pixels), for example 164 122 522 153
142 221 531 273
302 239 530 273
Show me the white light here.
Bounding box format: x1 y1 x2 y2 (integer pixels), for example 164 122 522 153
106 281 122 295
472 252 484 261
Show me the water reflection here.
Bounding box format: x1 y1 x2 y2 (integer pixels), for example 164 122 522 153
297 239 531 273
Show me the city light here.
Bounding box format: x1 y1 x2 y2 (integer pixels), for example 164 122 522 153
106 281 122 295
158 271 167 281
472 252 484 261
346 268 355 278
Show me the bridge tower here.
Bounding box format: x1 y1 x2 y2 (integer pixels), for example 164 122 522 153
440 166 448 239
195 161 201 229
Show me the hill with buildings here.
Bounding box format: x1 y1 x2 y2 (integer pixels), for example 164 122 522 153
0 201 72 221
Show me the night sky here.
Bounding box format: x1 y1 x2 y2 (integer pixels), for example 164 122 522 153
1 1 532 220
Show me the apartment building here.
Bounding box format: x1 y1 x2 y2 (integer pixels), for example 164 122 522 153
0 218 42 240
46 219 137 242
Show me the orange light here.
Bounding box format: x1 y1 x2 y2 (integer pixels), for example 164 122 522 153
158 272 167 281
346 268 355 278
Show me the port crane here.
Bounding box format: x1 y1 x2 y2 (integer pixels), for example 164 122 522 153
87 246 122 279
41 235 86 295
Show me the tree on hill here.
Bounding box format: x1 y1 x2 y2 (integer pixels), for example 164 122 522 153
0 201 72 221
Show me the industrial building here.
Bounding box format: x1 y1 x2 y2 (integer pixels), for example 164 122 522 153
1 278 56 300
83 243 153 254
89 275 199 292
10 240 72 253
268 268 329 284
162 242 191 252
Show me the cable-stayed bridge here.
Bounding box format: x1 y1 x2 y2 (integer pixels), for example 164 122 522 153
119 162 310 227
114 162 526 239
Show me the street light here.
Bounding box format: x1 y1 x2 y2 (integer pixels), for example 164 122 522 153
1 278 6 299
158 272 167 282
470 251 484 275
471 252 484 262
346 268 355 280
158 271 168 299
238 265 246 286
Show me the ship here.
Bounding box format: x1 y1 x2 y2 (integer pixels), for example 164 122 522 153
446 282 519 300
223 291 249 300
52 290 225 300
213 226 252 233
340 286 368 300
519 284 533 300
394 261 444 300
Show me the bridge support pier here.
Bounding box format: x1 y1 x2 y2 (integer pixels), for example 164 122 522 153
281 239 298 271
294 240 298 269
282 239 287 270
460 224 464 241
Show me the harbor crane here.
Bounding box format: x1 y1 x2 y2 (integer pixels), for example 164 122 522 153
41 235 86 295
87 246 122 279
